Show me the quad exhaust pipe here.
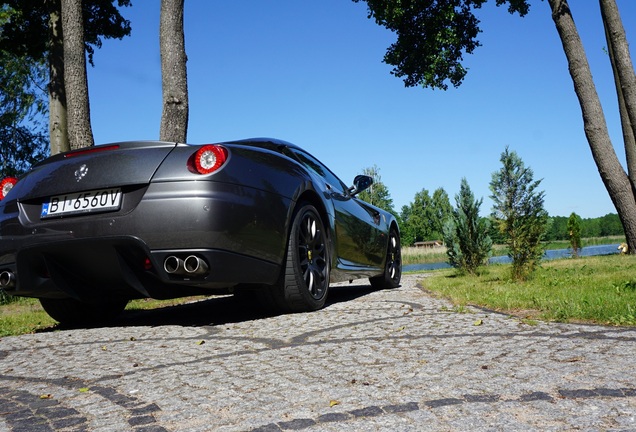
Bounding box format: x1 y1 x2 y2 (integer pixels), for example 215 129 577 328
163 256 184 274
163 255 209 276
0 270 16 289
184 255 209 275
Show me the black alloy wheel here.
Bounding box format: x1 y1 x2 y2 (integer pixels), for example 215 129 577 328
277 203 330 312
370 227 402 289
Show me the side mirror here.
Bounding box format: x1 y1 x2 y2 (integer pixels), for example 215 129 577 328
350 175 373 196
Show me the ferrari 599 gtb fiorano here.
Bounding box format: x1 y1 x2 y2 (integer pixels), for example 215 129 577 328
0 138 401 324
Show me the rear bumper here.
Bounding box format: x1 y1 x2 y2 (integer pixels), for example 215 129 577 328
0 236 281 301
0 180 291 300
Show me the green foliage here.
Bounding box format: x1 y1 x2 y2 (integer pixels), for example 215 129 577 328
0 0 132 65
0 0 132 160
0 48 49 176
443 178 492 274
567 212 582 257
545 213 623 241
598 213 623 236
431 188 452 238
357 165 396 215
352 0 530 89
490 147 548 280
400 186 451 245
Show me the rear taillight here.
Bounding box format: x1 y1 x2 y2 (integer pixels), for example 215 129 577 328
0 177 18 200
191 145 228 174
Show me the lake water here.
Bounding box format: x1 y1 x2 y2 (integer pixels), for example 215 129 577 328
404 243 622 272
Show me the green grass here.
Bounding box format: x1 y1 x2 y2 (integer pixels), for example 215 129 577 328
422 254 636 326
0 296 203 337
0 297 57 336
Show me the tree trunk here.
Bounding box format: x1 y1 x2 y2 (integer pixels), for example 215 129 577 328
601 0 636 140
605 30 636 190
47 3 69 155
61 0 94 150
547 0 636 252
601 0 636 192
159 0 189 143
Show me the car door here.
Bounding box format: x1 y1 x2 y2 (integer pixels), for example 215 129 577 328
331 190 387 268
285 148 386 269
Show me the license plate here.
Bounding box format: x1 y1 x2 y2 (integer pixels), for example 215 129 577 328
41 188 122 218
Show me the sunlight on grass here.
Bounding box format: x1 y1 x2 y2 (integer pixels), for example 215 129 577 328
422 254 636 326
0 298 57 336
0 296 205 337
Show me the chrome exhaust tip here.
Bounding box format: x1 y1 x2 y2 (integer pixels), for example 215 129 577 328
184 255 209 275
164 256 184 274
0 271 16 289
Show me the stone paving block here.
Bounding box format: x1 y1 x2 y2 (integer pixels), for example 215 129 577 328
1 275 635 431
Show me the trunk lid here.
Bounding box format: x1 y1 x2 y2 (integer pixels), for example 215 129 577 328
17 141 177 201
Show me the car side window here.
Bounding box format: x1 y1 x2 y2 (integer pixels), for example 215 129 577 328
284 148 348 195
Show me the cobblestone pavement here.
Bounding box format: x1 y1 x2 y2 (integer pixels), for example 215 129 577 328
1 273 636 432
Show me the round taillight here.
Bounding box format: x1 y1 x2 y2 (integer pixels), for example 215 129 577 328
0 177 18 200
194 145 227 174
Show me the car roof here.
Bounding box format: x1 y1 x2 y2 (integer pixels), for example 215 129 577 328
223 138 302 153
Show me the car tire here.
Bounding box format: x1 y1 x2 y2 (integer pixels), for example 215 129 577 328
273 203 330 312
39 297 128 325
369 227 402 289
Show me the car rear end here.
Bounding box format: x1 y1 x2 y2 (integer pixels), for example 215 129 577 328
0 140 298 303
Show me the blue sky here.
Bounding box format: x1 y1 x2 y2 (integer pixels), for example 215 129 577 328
86 0 636 219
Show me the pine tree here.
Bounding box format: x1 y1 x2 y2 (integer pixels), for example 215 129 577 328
490 147 548 281
567 212 582 258
443 178 492 275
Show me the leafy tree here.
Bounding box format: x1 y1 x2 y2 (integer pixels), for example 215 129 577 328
432 187 452 238
160 0 189 142
567 212 582 257
581 218 601 238
357 165 396 215
599 213 623 236
353 0 636 254
352 0 528 90
0 51 48 177
400 186 450 244
443 178 492 274
399 204 416 246
400 189 432 244
545 216 568 241
490 147 548 280
0 0 132 153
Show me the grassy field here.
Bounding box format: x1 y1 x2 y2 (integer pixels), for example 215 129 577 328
422 254 636 326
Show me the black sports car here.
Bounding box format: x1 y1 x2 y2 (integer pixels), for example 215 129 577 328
0 138 401 324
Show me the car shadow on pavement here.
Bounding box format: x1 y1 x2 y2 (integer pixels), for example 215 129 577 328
49 282 380 331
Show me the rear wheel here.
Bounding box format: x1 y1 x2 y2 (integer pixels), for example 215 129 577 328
39 297 128 325
274 203 330 312
370 227 402 289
